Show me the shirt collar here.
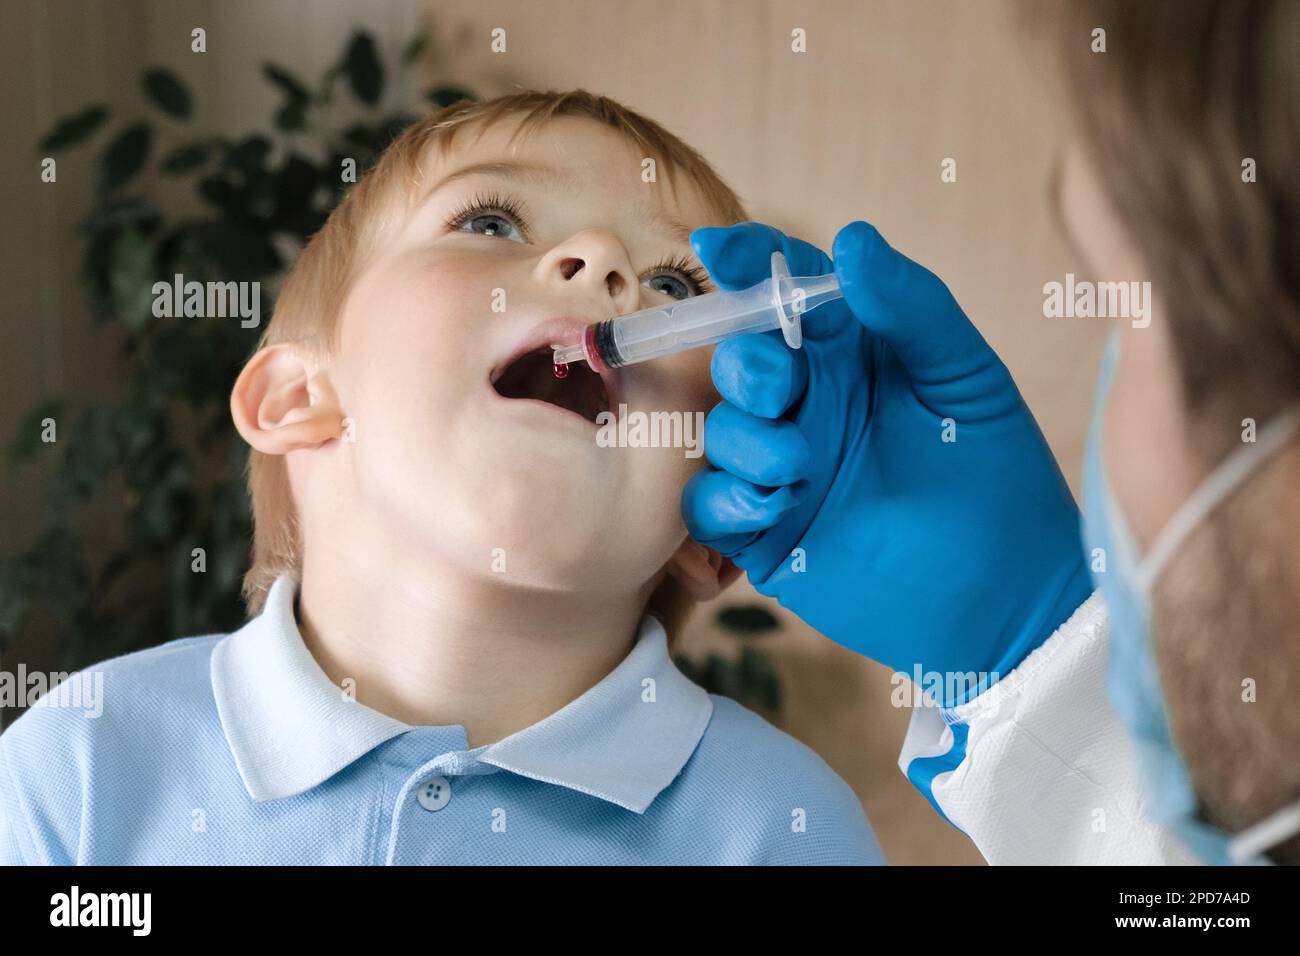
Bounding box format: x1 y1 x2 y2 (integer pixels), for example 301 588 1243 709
211 573 713 813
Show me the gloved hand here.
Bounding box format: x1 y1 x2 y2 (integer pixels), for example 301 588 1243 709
682 221 1093 705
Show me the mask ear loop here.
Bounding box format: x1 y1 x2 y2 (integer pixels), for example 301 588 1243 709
1121 403 1300 864
1135 406 1300 594
1229 799 1300 864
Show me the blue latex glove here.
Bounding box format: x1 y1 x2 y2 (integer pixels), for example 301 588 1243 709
682 221 1093 704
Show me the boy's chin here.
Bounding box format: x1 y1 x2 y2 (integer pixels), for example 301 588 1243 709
467 539 621 589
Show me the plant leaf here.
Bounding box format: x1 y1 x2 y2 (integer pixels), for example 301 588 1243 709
109 228 159 332
160 143 210 175
97 124 152 194
268 154 322 232
739 645 782 711
715 604 781 635
30 528 89 617
0 557 34 639
197 175 234 212
143 69 193 119
223 134 271 175
315 63 345 105
59 406 120 501
7 399 65 465
401 32 428 65
182 219 281 280
38 105 109 152
76 195 162 235
704 653 744 701
344 32 384 105
263 62 310 102
274 99 306 133
375 112 417 147
427 85 474 109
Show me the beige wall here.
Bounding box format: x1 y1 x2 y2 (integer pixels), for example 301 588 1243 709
2 0 1108 864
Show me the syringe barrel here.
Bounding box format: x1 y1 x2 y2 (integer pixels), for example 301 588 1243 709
591 282 779 369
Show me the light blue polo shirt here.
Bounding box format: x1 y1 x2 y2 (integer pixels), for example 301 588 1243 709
0 573 883 865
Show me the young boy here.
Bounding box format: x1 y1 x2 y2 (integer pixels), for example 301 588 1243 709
0 91 883 865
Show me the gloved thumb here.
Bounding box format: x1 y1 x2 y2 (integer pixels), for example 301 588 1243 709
832 221 1016 417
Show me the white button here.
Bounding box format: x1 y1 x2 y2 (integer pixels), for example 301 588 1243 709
416 775 451 811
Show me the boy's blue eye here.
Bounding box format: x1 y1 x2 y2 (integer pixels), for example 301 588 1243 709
642 257 710 300
446 192 530 243
643 272 694 300
461 213 524 242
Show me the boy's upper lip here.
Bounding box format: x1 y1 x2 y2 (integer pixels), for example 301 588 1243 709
489 316 623 410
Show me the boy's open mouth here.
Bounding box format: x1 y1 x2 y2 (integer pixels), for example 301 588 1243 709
491 345 611 424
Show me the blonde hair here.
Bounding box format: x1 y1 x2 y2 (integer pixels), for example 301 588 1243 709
240 90 748 645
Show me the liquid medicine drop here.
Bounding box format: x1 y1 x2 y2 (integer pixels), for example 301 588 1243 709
552 360 569 379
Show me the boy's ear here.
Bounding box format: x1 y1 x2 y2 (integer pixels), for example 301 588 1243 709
664 538 743 601
230 344 345 455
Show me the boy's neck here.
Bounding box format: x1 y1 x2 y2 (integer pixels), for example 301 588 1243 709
293 539 649 749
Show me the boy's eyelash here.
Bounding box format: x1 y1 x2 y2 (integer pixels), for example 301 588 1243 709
445 191 532 238
645 255 712 295
445 196 709 293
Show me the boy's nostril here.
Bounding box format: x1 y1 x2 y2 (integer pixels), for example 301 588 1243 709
605 271 625 299
559 257 584 280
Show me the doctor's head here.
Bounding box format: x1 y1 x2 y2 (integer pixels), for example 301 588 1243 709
1031 0 1300 861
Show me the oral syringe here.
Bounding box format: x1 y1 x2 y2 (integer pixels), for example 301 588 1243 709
550 252 841 374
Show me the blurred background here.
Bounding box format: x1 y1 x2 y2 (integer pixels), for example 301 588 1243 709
0 0 1107 864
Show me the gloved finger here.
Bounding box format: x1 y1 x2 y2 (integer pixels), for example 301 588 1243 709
680 467 802 542
691 222 833 291
832 221 1014 412
711 332 809 419
703 401 812 486
694 223 849 341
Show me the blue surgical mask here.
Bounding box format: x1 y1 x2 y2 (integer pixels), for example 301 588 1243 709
1082 331 1300 865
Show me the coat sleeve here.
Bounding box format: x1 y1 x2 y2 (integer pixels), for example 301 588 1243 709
897 592 1194 864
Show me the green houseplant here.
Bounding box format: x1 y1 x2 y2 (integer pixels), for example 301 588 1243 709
2 28 781 721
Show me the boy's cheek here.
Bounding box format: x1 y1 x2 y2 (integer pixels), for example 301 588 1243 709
339 265 498 398
349 252 498 333
623 347 716 412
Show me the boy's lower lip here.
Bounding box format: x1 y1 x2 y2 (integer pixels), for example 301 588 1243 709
486 386 614 432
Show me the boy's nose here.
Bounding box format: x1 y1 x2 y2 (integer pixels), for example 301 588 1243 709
537 229 641 315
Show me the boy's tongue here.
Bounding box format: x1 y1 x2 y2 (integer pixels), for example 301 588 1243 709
493 346 609 423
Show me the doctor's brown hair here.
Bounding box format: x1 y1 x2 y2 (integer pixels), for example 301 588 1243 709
1024 0 1300 451
239 90 748 646
1025 0 1300 862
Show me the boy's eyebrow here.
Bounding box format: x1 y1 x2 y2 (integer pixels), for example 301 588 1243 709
421 160 575 204
632 198 695 246
423 158 697 247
